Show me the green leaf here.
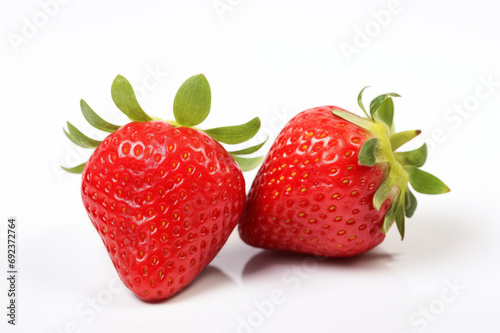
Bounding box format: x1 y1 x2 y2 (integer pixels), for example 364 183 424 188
331 109 374 130
373 97 395 130
232 156 264 172
61 163 86 174
357 86 371 118
381 191 406 237
405 166 450 194
111 75 152 122
204 117 261 144
369 95 386 116
173 74 211 127
389 130 421 150
229 137 268 155
396 144 427 167
64 122 101 148
81 100 120 133
381 203 397 234
370 93 400 117
395 197 406 239
373 177 394 210
358 138 379 167
405 188 417 218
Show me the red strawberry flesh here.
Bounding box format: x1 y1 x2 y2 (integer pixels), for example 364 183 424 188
82 121 246 300
239 106 392 257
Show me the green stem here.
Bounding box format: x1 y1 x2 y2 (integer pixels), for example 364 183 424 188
163 119 182 127
151 118 201 131
368 122 410 210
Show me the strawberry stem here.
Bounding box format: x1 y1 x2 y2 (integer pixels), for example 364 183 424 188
331 87 449 239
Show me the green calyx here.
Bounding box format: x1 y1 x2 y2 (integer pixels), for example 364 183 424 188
62 74 265 173
332 87 450 239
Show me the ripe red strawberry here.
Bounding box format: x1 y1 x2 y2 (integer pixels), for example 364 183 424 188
239 89 449 257
63 74 264 301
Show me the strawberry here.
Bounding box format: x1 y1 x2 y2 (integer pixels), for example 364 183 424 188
239 88 449 257
62 74 264 301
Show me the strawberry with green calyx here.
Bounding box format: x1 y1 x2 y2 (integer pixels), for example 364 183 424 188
332 88 449 237
63 74 265 172
238 88 449 257
62 74 265 301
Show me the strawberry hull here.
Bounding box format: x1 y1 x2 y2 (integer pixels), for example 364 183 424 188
239 107 392 257
81 121 246 301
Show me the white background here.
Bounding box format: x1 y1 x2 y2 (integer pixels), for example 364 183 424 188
1 0 499 332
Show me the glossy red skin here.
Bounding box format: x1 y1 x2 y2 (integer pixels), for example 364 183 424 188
81 121 246 301
239 106 391 257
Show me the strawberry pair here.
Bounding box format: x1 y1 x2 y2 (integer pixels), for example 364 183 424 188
63 75 448 301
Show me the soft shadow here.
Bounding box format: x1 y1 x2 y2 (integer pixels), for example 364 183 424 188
242 248 395 280
164 265 236 304
383 211 474 264
241 212 474 282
